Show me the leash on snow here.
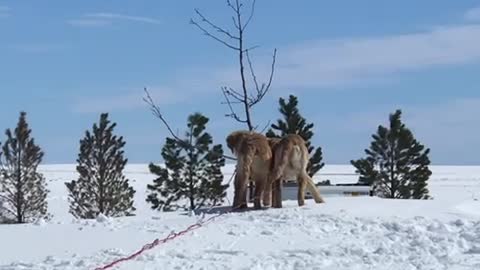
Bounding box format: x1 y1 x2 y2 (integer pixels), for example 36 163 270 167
94 172 239 270
93 209 236 270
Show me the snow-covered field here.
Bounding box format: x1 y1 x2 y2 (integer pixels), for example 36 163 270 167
1 164 480 270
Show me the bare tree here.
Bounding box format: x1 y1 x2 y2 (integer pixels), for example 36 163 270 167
143 0 276 203
190 0 277 131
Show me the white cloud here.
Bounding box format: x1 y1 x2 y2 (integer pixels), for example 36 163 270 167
66 5 480 108
271 24 480 89
87 13 161 24
465 7 480 21
72 88 181 114
12 43 65 53
197 22 480 92
72 22 480 116
67 19 111 27
68 12 161 27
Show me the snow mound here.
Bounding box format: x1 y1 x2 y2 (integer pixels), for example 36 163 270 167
96 213 111 223
33 218 47 226
2 208 480 269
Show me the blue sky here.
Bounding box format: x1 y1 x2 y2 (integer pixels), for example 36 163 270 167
1 0 480 165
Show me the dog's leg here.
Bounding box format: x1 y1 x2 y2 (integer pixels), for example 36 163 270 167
263 177 273 207
233 164 249 209
297 174 307 206
252 174 266 210
272 179 283 208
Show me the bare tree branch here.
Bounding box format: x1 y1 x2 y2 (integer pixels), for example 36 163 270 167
242 0 256 31
232 16 241 31
190 19 240 51
224 87 245 103
222 88 247 124
143 88 184 143
248 48 277 107
227 0 239 13
245 45 260 52
221 100 244 105
193 0 277 132
246 49 262 95
255 120 271 133
191 0 278 201
143 88 237 161
193 9 239 40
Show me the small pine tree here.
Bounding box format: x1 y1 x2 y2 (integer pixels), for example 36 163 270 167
65 113 136 219
0 112 49 224
146 113 228 212
351 109 432 199
266 94 325 177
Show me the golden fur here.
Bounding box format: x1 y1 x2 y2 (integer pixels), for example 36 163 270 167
226 130 273 209
266 134 325 208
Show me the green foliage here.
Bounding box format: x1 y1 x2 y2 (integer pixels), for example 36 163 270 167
267 94 325 177
146 113 228 212
65 113 136 219
0 112 49 224
351 109 432 199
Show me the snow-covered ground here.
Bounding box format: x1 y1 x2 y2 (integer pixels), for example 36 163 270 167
1 164 480 270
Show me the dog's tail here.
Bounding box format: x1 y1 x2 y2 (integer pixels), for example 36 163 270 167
238 144 255 180
271 140 293 181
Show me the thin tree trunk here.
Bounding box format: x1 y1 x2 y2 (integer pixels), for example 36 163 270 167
98 131 108 215
188 127 195 211
238 30 253 131
16 142 23 223
389 140 396 199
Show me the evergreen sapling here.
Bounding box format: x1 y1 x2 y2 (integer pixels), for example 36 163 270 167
65 113 136 219
146 113 227 212
351 109 432 199
267 94 325 177
0 112 49 224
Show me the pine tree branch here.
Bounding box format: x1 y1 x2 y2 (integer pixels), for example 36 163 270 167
1 184 16 203
0 194 16 209
1 205 16 220
197 197 208 210
377 178 392 196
